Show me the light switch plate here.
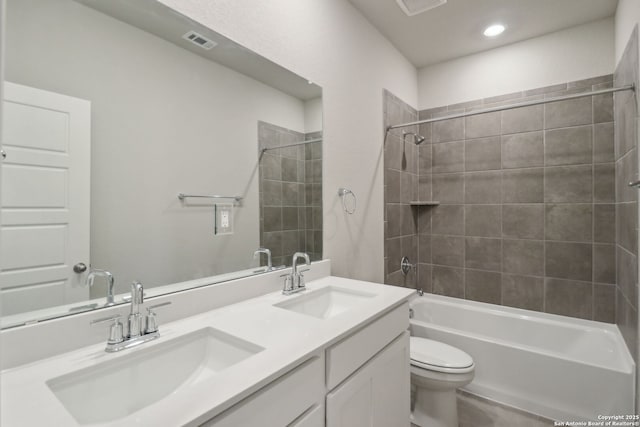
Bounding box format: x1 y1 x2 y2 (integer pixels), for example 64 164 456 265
215 204 234 235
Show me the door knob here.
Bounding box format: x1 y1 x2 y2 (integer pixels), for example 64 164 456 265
73 262 88 273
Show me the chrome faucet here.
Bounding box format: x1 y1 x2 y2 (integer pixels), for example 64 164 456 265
282 252 311 295
127 281 144 338
86 269 115 307
90 281 171 353
253 247 273 271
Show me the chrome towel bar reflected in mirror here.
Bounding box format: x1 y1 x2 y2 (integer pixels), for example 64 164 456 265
177 193 243 203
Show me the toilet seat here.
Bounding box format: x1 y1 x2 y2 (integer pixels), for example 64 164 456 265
410 337 474 374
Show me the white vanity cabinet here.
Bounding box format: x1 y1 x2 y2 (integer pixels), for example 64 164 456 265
325 303 410 427
1 276 415 427
202 355 325 427
204 302 410 427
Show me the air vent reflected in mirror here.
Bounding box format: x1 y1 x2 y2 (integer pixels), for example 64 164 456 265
182 31 217 50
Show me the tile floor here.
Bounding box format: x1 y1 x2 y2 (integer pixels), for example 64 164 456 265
412 390 554 427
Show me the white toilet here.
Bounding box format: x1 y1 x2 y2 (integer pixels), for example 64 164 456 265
410 336 475 427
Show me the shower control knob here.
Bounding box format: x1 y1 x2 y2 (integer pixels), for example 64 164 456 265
400 257 415 276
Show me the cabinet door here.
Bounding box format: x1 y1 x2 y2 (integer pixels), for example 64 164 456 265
204 355 324 427
326 332 409 427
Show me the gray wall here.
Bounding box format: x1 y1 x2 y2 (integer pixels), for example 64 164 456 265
614 26 639 362
258 122 322 267
384 74 618 323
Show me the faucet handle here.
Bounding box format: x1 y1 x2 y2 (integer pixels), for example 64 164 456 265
91 315 124 344
280 273 294 293
297 268 310 288
144 301 171 334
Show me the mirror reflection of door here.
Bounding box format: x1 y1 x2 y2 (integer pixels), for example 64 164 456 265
1 82 91 315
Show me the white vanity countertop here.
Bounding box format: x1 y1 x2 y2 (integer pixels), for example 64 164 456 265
1 276 413 426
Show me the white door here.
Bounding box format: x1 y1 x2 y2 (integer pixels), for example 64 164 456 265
326 332 410 427
1 82 91 315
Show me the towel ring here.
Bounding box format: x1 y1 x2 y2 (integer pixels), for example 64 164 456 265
338 188 356 214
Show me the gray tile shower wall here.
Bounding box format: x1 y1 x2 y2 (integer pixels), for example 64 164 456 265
258 122 322 267
384 72 619 323
384 90 419 288
614 26 639 361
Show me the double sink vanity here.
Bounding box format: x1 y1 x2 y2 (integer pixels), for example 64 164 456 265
1 261 414 426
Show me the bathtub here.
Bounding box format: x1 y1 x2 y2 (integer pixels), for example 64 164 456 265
409 294 635 422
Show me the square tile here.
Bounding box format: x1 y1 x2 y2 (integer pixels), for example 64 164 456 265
433 116 464 143
502 204 544 240
501 131 544 169
400 172 415 203
433 141 464 173
594 204 615 243
545 278 593 320
502 274 544 311
544 204 592 242
432 173 464 203
502 168 544 203
432 235 464 267
465 171 502 204
593 244 615 284
465 205 501 237
502 239 544 276
432 266 464 298
544 126 592 166
593 122 615 163
544 165 593 203
385 169 401 203
617 201 638 255
431 204 464 235
418 234 431 263
465 136 501 171
502 105 543 134
263 207 282 231
465 111 501 139
594 163 615 203
544 96 592 129
593 93 614 123
417 263 433 293
465 270 502 304
465 237 502 271
545 241 592 281
593 284 615 323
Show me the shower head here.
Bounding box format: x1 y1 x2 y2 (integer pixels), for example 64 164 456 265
403 131 426 145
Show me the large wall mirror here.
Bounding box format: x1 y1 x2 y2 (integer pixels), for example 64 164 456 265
1 0 323 328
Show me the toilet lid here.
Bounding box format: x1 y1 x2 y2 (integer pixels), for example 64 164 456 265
410 337 473 372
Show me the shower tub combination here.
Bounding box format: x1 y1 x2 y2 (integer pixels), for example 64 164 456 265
409 294 635 422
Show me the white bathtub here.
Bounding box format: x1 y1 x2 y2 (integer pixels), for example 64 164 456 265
409 294 635 422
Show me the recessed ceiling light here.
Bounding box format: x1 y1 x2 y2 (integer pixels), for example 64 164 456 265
483 24 506 37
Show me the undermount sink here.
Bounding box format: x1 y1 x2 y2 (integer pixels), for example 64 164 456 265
274 286 377 319
46 327 264 425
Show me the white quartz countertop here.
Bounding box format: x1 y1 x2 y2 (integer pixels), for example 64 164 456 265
1 276 413 426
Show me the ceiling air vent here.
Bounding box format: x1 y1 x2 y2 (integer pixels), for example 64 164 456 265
182 31 217 50
395 0 447 16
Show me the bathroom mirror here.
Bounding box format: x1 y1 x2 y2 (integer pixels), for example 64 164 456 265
1 0 323 328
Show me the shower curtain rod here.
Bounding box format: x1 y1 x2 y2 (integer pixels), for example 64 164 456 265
386 84 635 131
260 138 323 154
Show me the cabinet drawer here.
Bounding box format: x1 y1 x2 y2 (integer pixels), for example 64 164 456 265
326 302 408 390
204 354 324 427
288 403 324 427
